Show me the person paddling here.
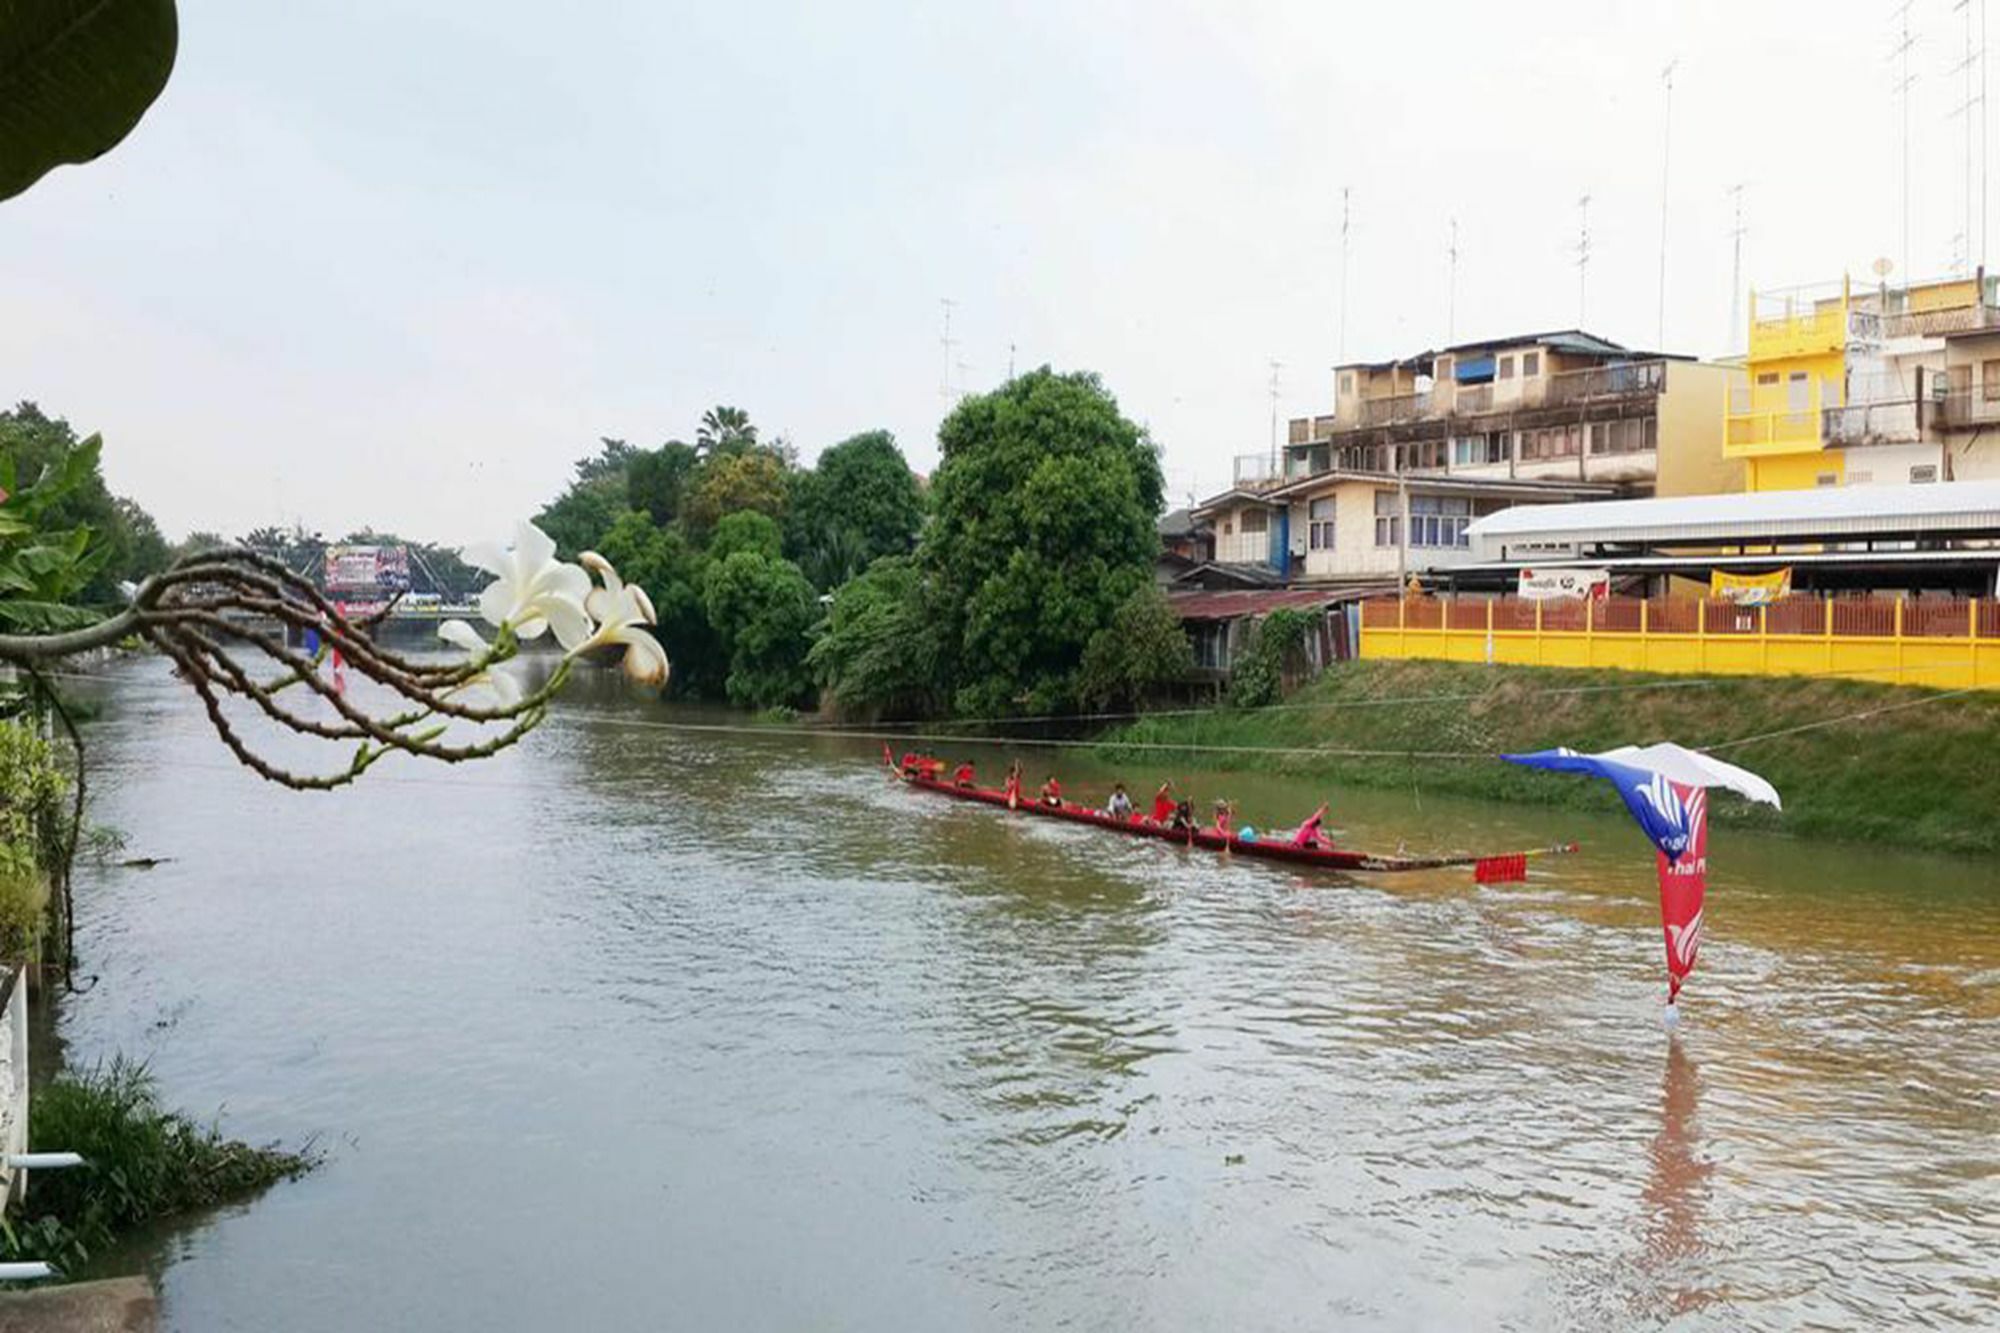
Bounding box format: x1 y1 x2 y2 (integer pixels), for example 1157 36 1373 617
1039 775 1064 808
1106 783 1133 820
1004 761 1023 808
1149 781 1177 824
1213 799 1234 839
1290 802 1331 850
953 760 976 788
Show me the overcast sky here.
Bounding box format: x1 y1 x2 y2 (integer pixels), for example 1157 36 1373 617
2 0 1990 543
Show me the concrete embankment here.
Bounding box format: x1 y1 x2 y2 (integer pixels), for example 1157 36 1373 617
1102 659 2000 856
0 1279 155 1333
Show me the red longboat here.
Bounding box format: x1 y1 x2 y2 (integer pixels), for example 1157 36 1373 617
890 762 1575 877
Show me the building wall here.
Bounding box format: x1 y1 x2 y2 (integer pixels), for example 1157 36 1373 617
1657 361 1745 496
1210 503 1274 565
1748 451 1843 491
1840 442 1947 486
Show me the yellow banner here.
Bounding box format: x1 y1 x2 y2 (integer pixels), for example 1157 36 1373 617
1710 568 1792 606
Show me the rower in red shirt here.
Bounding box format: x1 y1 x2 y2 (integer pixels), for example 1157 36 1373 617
1039 775 1063 808
952 760 976 788
1149 781 1177 824
1290 802 1331 849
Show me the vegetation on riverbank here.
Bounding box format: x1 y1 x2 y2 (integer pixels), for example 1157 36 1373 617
1101 659 2000 856
0 1060 319 1275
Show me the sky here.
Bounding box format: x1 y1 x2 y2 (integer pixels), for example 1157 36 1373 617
2 0 1993 544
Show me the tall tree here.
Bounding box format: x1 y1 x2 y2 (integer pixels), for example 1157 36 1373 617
682 450 788 539
808 556 944 720
626 441 700 526
702 550 817 709
0 403 170 603
921 368 1164 715
786 430 924 590
696 407 757 458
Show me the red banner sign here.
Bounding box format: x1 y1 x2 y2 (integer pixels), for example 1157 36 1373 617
1654 779 1708 1003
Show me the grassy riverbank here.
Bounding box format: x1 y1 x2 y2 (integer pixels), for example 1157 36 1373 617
1100 660 2000 857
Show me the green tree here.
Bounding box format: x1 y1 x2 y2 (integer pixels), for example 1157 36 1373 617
626 441 700 526
593 511 725 697
807 556 944 720
0 403 170 603
696 406 757 458
787 430 924 590
710 510 784 563
683 450 788 540
1078 585 1194 710
922 368 1164 715
702 550 817 709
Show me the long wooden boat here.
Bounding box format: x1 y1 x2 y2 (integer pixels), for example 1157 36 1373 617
890 763 1575 878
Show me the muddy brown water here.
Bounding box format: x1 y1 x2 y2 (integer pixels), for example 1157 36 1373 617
52 659 2000 1329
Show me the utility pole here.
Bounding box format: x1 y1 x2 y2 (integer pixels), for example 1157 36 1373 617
1952 0 1989 274
1446 217 1460 344
1892 4 1916 286
1575 193 1592 325
1339 186 1353 362
1007 341 1017 380
955 358 973 398
1728 183 1748 351
938 298 956 400
1658 57 1679 350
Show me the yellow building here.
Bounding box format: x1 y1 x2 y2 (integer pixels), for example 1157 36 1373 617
1726 273 1996 491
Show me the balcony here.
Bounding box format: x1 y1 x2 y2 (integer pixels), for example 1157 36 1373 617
1359 392 1432 427
1232 454 1282 489
1746 287 1851 359
1937 389 2000 429
1286 414 1340 445
1822 399 1924 446
1543 360 1666 407
1450 384 1492 414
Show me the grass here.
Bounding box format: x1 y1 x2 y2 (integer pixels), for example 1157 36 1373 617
1100 659 2000 857
0 1058 320 1276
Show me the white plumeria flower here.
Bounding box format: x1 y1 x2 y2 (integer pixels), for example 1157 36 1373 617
577 552 670 687
437 618 525 710
462 521 593 650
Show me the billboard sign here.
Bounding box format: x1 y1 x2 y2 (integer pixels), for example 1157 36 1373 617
324 544 411 593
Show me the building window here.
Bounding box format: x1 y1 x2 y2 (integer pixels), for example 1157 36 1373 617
1910 464 1939 483
1408 495 1473 548
1340 372 1356 396
1815 473 1838 487
1757 372 1779 386
1523 351 1541 377
1847 470 1873 484
1222 520 1233 535
1788 371 1810 412
1240 508 1268 535
1308 498 1336 551
1373 491 1401 547
1436 356 1452 380
1983 360 2000 401
1498 355 1516 380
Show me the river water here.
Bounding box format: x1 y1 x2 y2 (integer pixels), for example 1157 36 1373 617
49 658 2000 1329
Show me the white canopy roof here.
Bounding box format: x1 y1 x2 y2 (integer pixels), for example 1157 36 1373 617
1471 479 2000 546
1592 743 1783 809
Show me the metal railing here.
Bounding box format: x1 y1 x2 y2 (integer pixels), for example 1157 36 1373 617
1936 389 2000 428
1450 384 1492 414
1359 392 1432 426
1543 360 1666 407
1232 454 1279 485
1822 399 1924 445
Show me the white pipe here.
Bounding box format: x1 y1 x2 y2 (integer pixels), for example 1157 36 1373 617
6 1152 83 1170
0 1262 53 1282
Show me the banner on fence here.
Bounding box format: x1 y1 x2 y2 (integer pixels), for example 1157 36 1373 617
1517 567 1610 601
1710 567 1791 606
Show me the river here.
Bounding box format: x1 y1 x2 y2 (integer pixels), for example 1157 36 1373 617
49 658 2000 1329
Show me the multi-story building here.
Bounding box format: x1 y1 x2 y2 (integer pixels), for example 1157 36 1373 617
1725 271 2000 490
1193 329 1738 586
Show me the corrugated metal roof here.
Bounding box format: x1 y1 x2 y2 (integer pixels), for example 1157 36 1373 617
1471 480 2000 545
1167 587 1353 620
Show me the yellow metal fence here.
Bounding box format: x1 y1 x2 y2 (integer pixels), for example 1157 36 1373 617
1360 597 2000 690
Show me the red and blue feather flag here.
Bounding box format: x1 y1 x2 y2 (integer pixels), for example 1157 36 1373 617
1504 744 1780 1011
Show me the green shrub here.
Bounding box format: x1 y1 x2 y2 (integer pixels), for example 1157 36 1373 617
0 1059 319 1275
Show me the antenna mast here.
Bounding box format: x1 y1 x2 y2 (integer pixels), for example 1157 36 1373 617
1892 3 1917 285
938 298 957 400
1658 57 1679 349
1727 183 1748 352
1446 218 1460 343
1267 360 1283 478
1339 186 1353 361
1575 193 1592 325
